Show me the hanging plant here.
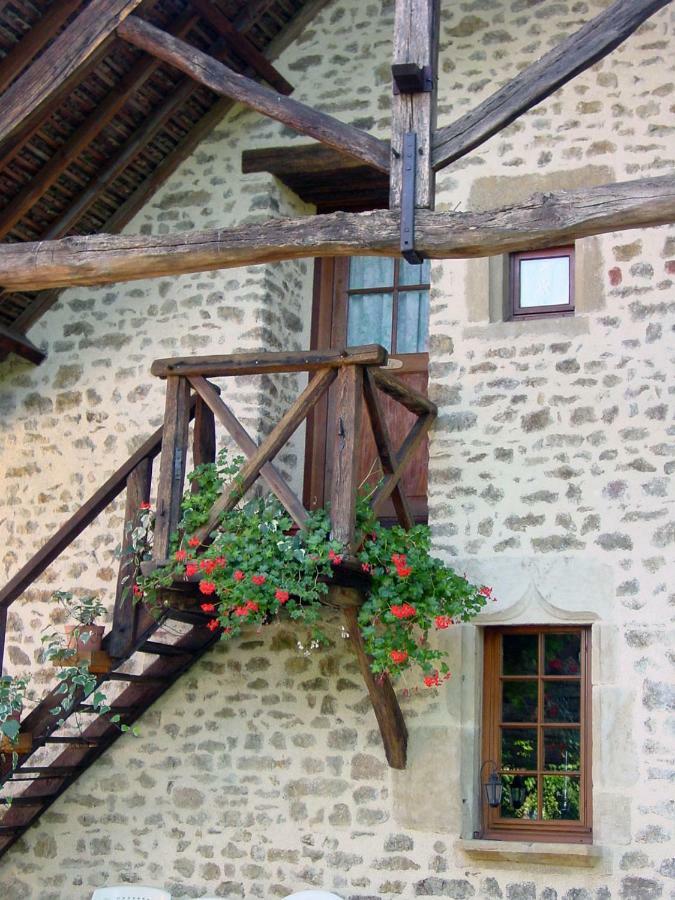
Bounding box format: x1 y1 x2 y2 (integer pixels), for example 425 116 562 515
137 450 492 685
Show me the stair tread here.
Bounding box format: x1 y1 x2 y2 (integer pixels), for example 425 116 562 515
139 640 192 657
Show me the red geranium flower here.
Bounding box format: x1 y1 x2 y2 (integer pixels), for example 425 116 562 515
187 536 201 548
423 671 440 687
245 600 259 612
207 618 219 632
275 589 289 604
214 557 227 567
251 574 266 586
361 562 372 573
200 559 217 575
390 649 408 665
185 563 198 577
200 602 216 613
479 585 493 598
132 584 143 598
199 580 216 596
233 605 250 617
233 570 245 582
434 615 452 630
391 603 416 619
328 549 343 565
175 549 187 562
139 502 151 510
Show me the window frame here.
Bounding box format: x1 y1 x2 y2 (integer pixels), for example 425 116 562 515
509 246 575 320
481 625 592 844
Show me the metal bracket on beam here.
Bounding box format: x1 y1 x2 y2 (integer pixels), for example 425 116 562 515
392 63 433 95
400 131 424 265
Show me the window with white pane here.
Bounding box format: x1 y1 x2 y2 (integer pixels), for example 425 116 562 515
509 246 575 319
346 257 430 354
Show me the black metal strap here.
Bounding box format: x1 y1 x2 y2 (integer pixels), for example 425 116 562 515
400 132 424 265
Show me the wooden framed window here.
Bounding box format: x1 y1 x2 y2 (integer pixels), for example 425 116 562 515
509 246 575 319
481 626 592 843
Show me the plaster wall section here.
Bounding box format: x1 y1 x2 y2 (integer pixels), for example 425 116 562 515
0 0 672 898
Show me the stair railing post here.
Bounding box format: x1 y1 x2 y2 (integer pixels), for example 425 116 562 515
328 362 363 551
0 607 7 675
153 375 191 560
109 457 152 658
192 393 216 478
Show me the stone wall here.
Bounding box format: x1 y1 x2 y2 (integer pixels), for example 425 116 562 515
0 0 673 897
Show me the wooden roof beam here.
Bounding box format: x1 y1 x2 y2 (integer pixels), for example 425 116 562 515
190 0 293 95
0 0 84 95
242 144 373 176
0 0 144 148
116 15 390 173
0 324 45 366
0 11 202 241
0 175 671 291
432 0 671 171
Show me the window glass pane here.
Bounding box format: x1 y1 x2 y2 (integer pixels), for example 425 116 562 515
542 776 580 820
347 293 393 351
519 256 570 308
396 290 429 353
399 257 430 286
500 774 538 819
544 728 580 771
545 633 580 675
502 681 538 722
502 634 538 676
502 728 537 770
544 681 580 723
349 257 395 290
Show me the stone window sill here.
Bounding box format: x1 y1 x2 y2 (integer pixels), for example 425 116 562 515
454 838 605 868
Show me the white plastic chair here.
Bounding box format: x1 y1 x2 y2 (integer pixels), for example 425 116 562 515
283 892 344 900
91 888 170 900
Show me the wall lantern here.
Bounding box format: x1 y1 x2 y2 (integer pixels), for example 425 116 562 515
510 775 527 809
481 760 503 808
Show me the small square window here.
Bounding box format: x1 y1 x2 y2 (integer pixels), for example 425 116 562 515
510 246 575 319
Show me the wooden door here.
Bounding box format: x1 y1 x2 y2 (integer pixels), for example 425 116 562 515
304 255 430 523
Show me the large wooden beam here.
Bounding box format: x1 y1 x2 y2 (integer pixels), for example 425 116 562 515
0 0 144 148
0 175 672 291
432 0 670 171
190 0 293 95
117 16 390 173
0 0 83 95
390 0 439 209
0 11 201 240
242 144 372 176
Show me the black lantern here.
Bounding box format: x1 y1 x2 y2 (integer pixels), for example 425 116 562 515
480 760 503 808
510 775 527 810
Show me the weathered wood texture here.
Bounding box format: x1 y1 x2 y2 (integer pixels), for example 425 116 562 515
0 0 143 148
390 0 439 208
242 144 371 176
432 0 670 171
192 396 216 472
188 375 309 528
117 16 390 173
152 345 388 378
153 376 191 560
110 459 152 659
194 368 336 541
2 175 672 291
0 11 200 240
329 365 363 548
190 0 292 94
0 0 83 95
343 606 408 769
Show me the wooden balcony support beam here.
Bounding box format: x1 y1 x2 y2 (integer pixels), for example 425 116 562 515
117 16 390 173
432 0 671 171
1 175 672 292
0 325 45 365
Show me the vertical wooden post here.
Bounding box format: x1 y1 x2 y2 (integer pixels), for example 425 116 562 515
192 394 216 485
343 605 408 769
328 364 363 549
0 607 7 676
153 375 191 559
110 458 152 658
389 0 439 210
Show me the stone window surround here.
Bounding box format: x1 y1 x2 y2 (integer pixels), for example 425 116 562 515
465 165 614 331
392 557 623 873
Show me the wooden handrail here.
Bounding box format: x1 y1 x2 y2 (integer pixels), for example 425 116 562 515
0 397 197 611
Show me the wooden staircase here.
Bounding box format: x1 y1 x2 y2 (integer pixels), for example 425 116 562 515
0 345 436 859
